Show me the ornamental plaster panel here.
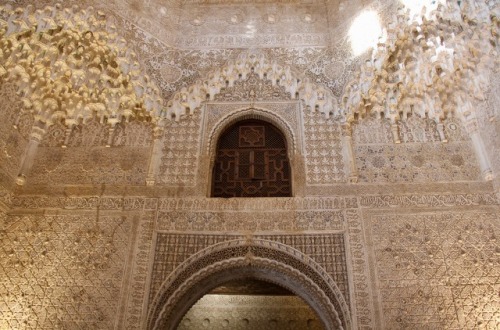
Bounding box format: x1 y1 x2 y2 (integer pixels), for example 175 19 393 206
174 2 330 49
345 208 375 329
304 182 497 197
124 211 156 330
353 116 481 183
157 111 202 186
156 209 345 232
267 46 361 99
7 194 499 212
355 143 480 183
364 211 500 329
29 146 150 186
25 116 154 187
144 48 237 102
303 109 346 184
0 213 133 329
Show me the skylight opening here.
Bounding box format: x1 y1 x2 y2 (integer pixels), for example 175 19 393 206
348 11 383 56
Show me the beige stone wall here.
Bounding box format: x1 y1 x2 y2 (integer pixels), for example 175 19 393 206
178 295 322 330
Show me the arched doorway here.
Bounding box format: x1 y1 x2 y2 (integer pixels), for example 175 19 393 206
178 278 323 329
147 239 351 330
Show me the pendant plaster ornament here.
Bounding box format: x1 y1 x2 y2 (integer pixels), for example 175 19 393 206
165 51 340 121
0 4 164 133
338 0 499 180
0 4 165 185
341 1 499 127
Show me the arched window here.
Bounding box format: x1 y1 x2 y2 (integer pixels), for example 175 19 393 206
211 119 292 197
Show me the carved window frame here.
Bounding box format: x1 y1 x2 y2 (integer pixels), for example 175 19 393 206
211 119 292 198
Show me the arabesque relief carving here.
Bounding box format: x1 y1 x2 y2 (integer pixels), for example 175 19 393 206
0 2 499 330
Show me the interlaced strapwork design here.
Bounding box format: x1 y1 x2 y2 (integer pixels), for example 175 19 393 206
212 120 291 197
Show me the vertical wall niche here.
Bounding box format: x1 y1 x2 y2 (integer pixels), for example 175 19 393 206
211 119 292 198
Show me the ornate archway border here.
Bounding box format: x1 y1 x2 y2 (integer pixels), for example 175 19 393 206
146 239 352 330
206 106 297 161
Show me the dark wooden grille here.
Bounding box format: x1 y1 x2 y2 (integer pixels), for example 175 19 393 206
212 120 292 197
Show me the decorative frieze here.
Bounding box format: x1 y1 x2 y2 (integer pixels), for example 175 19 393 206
8 193 499 212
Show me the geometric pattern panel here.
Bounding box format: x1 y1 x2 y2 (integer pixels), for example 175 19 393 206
368 212 500 329
149 233 349 308
158 111 202 186
303 110 346 184
0 214 132 329
258 233 350 307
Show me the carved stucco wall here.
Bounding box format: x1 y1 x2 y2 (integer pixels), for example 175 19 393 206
1 1 499 330
0 212 135 329
1 79 498 330
0 193 498 329
365 210 500 329
352 116 481 183
15 73 482 192
30 119 153 187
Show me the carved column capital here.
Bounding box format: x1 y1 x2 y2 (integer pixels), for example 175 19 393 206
390 123 401 144
30 126 47 143
16 125 47 185
341 122 353 137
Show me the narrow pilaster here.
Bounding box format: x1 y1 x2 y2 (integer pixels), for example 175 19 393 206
16 125 46 185
466 119 494 181
146 127 164 186
436 122 448 142
342 122 359 183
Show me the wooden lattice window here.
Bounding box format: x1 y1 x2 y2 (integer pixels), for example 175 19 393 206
212 119 292 197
